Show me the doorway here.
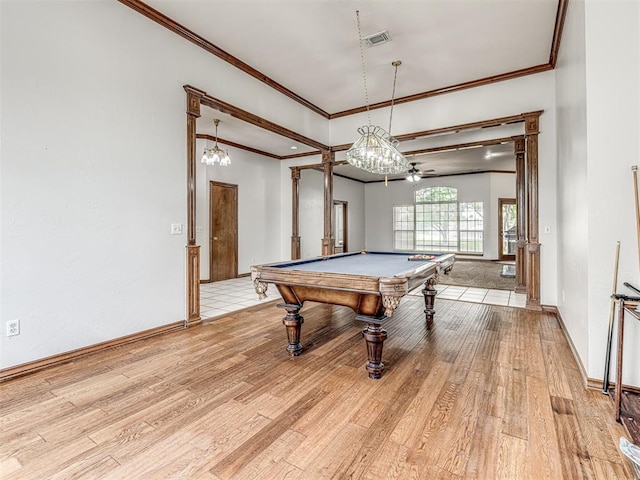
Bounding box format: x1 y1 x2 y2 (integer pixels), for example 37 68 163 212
333 200 348 254
498 198 517 262
209 181 238 281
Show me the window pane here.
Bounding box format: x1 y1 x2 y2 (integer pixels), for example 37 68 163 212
393 205 414 250
415 201 458 251
459 202 484 253
415 186 458 203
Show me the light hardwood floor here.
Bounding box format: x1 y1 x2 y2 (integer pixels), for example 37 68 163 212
1 297 634 479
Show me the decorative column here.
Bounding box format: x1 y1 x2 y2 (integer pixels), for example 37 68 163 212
290 167 301 260
184 86 205 326
321 150 335 256
524 112 542 310
513 135 527 293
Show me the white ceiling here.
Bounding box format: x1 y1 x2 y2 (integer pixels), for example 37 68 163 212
135 0 561 181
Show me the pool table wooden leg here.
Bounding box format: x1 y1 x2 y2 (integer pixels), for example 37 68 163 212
278 303 304 356
422 278 437 328
362 323 388 379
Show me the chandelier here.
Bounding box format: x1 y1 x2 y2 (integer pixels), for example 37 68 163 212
201 119 231 166
346 11 409 177
406 162 421 182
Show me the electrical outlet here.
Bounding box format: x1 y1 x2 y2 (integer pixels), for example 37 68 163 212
6 319 20 337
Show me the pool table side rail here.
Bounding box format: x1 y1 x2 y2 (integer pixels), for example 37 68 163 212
393 253 455 280
250 267 407 296
250 252 454 299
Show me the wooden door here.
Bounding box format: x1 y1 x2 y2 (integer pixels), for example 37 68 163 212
210 181 238 281
498 198 517 261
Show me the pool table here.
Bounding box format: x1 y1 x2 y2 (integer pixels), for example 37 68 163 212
250 250 455 379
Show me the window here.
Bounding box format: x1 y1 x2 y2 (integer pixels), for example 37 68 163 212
393 187 483 253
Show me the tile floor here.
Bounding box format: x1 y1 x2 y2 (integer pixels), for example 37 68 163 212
200 276 526 320
423 284 526 308
200 276 279 319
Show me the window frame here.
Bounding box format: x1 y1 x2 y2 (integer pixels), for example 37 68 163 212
392 187 484 254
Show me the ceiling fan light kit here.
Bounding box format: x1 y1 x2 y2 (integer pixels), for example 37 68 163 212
406 162 421 182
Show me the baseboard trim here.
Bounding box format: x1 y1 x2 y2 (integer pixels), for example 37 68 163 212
543 305 590 389
586 377 640 395
0 321 185 382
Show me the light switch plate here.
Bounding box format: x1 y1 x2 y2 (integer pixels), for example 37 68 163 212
171 223 183 235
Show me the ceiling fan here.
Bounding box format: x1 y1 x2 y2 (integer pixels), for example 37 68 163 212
406 162 435 182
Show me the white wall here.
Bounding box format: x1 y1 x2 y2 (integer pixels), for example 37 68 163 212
299 169 325 258
584 1 640 384
329 72 556 147
364 173 515 258
556 0 640 384
334 175 366 253
555 0 590 371
0 1 324 370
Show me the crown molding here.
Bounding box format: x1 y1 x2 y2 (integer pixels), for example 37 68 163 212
118 0 329 118
124 1 565 119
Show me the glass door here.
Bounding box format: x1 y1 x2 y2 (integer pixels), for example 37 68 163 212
333 200 347 254
498 198 516 261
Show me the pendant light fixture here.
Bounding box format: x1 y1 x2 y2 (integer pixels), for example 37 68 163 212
201 119 231 166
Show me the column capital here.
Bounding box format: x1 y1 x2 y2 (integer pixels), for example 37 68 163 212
322 150 335 165
512 135 525 154
184 86 204 117
523 112 541 135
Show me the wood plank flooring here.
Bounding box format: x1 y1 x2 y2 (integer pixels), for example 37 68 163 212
0 297 634 479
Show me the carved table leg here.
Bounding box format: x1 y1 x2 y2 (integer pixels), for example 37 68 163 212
422 278 437 328
362 323 388 379
279 303 304 356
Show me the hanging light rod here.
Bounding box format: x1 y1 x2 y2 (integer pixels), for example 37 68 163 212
346 10 409 178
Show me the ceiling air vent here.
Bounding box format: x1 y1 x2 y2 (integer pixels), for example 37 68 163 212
363 30 391 47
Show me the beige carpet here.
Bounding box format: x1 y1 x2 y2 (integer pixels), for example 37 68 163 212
439 260 516 290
